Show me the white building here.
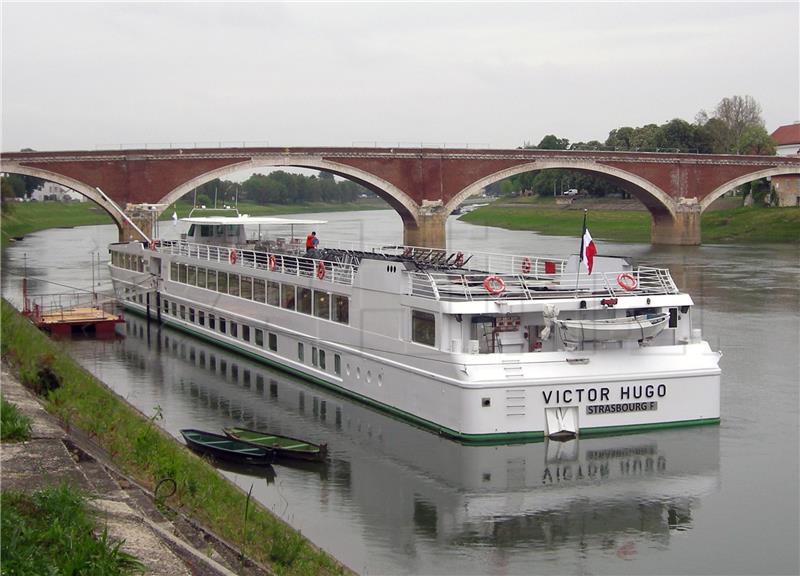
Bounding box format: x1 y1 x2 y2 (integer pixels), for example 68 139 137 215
769 123 800 207
30 181 85 202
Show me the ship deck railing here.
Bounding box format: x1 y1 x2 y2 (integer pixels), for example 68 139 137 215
147 240 679 299
408 266 679 301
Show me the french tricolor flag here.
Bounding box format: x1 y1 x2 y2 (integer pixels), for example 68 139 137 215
580 211 596 275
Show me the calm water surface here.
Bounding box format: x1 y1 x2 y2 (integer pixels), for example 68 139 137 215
2 210 798 575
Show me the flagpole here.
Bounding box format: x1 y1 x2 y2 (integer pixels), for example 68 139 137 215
575 210 587 292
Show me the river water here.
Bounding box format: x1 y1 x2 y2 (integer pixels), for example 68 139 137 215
2 210 798 575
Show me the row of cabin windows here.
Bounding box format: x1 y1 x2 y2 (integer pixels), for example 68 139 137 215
158 296 342 377
126 291 435 349
169 262 349 324
158 297 279 352
111 251 145 272
298 342 342 376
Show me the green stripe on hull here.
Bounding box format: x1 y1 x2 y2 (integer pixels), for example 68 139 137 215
126 306 720 446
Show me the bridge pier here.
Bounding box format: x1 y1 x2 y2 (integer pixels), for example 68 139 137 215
119 205 157 243
651 205 701 246
403 213 447 249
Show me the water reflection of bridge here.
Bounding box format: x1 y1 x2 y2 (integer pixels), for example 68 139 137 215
121 314 720 560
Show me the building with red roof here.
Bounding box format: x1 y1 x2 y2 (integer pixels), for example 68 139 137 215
769 123 800 207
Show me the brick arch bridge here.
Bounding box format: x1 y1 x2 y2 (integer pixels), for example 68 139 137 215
2 147 798 246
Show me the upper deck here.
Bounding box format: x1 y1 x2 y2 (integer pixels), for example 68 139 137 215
131 239 680 303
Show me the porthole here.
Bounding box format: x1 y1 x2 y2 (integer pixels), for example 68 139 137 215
356 366 361 379
378 373 383 386
366 370 372 384
346 363 351 376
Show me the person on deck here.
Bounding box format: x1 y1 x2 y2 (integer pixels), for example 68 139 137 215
305 231 319 255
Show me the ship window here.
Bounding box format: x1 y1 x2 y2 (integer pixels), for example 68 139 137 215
170 262 178 280
314 291 330 319
319 349 326 370
230 321 238 338
334 354 341 376
255 329 264 346
163 299 169 313
138 294 143 304
312 347 318 367
199 310 205 326
253 279 266 302
200 225 213 237
242 325 250 342
281 284 296 310
217 272 228 294
209 314 216 330
228 274 240 297
138 257 144 272
189 308 195 323
187 224 195 237
298 342 304 361
267 281 280 306
197 267 206 288
412 310 436 347
179 305 186 320
226 225 239 236
179 264 188 284
207 269 217 291
171 302 177 316
187 266 196 286
215 225 225 235
297 287 312 314
332 295 349 324
269 333 277 352
219 318 227 334
241 276 253 300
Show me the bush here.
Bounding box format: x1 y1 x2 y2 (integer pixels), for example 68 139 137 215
1 395 32 441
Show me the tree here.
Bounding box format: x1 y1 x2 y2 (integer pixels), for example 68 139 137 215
738 125 776 155
714 95 764 152
536 135 570 150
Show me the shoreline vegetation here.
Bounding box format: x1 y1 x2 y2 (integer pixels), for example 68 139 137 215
459 196 799 244
0 299 349 575
2 196 798 247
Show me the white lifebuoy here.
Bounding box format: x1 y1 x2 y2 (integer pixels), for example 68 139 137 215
483 275 506 295
229 249 238 265
617 272 638 291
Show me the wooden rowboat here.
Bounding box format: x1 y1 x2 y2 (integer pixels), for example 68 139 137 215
223 427 328 462
180 429 273 465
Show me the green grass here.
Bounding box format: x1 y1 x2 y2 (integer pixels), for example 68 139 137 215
1 484 144 575
1 201 112 247
461 205 653 242
461 203 800 244
0 299 348 575
1 395 32 441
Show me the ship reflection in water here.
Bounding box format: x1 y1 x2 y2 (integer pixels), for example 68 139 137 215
119 315 720 572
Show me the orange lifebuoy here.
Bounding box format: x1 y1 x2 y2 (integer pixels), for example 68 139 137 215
268 254 276 271
454 252 465 267
483 275 506 295
521 257 532 274
316 260 326 280
229 249 238 265
617 272 638 291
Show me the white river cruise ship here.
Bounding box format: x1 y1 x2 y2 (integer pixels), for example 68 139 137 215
108 215 721 443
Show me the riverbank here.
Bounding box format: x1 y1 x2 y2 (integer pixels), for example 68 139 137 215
0 299 350 575
460 197 800 243
1 199 387 247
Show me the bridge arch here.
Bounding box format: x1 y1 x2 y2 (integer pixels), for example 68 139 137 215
0 161 125 230
701 165 800 212
443 160 677 218
157 156 421 225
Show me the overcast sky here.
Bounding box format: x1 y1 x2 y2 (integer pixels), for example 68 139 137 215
2 2 798 152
